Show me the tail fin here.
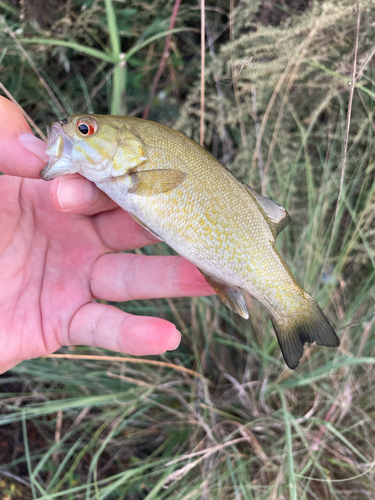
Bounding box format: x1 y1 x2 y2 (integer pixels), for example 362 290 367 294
270 296 340 370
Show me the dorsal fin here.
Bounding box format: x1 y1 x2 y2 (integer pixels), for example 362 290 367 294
242 184 291 239
218 161 290 239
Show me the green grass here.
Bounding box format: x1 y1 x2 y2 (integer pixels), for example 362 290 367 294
1 0 375 498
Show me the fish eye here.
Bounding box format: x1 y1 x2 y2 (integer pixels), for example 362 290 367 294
77 118 97 137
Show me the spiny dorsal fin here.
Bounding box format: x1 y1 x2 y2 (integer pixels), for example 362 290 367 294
198 269 249 319
242 184 291 239
129 169 186 196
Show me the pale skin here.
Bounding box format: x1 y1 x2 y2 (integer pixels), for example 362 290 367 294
0 97 214 373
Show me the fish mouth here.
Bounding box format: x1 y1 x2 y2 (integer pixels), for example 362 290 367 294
40 121 77 180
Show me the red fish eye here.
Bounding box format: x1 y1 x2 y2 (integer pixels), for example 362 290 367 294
77 119 97 136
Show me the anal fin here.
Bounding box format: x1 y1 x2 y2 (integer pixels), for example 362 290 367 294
198 269 249 319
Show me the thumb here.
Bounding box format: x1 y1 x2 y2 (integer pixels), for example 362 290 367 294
0 97 48 178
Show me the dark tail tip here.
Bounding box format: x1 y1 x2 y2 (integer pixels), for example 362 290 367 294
270 298 340 370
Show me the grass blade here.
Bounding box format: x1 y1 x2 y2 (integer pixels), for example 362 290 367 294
20 38 115 63
278 389 297 500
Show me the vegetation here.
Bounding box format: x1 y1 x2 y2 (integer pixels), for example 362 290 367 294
1 0 375 498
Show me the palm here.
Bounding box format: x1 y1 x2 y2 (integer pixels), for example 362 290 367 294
0 176 105 365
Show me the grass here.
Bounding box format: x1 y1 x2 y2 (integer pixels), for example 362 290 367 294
1 0 375 498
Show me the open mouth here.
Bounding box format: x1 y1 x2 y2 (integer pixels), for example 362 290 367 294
40 122 76 181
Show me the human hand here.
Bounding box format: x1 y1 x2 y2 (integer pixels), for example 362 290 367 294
0 97 214 373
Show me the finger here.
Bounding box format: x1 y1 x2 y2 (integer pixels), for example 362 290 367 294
48 173 158 249
91 254 215 301
0 97 48 178
40 151 183 255
0 360 19 375
69 302 181 355
49 174 118 215
93 206 160 251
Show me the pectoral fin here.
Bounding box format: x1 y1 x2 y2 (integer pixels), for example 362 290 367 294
129 169 186 196
198 269 249 319
243 184 291 238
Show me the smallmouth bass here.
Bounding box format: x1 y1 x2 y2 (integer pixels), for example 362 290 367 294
40 114 340 369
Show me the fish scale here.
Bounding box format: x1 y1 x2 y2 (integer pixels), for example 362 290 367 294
41 114 340 369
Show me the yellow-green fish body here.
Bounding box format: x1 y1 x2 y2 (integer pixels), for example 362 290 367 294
41 114 340 369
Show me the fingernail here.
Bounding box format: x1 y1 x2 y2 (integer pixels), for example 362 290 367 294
57 177 98 210
167 329 181 351
18 133 49 163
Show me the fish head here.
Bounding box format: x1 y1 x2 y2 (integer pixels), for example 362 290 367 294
40 115 146 182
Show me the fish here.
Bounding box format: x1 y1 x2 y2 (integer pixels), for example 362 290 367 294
40 114 340 369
